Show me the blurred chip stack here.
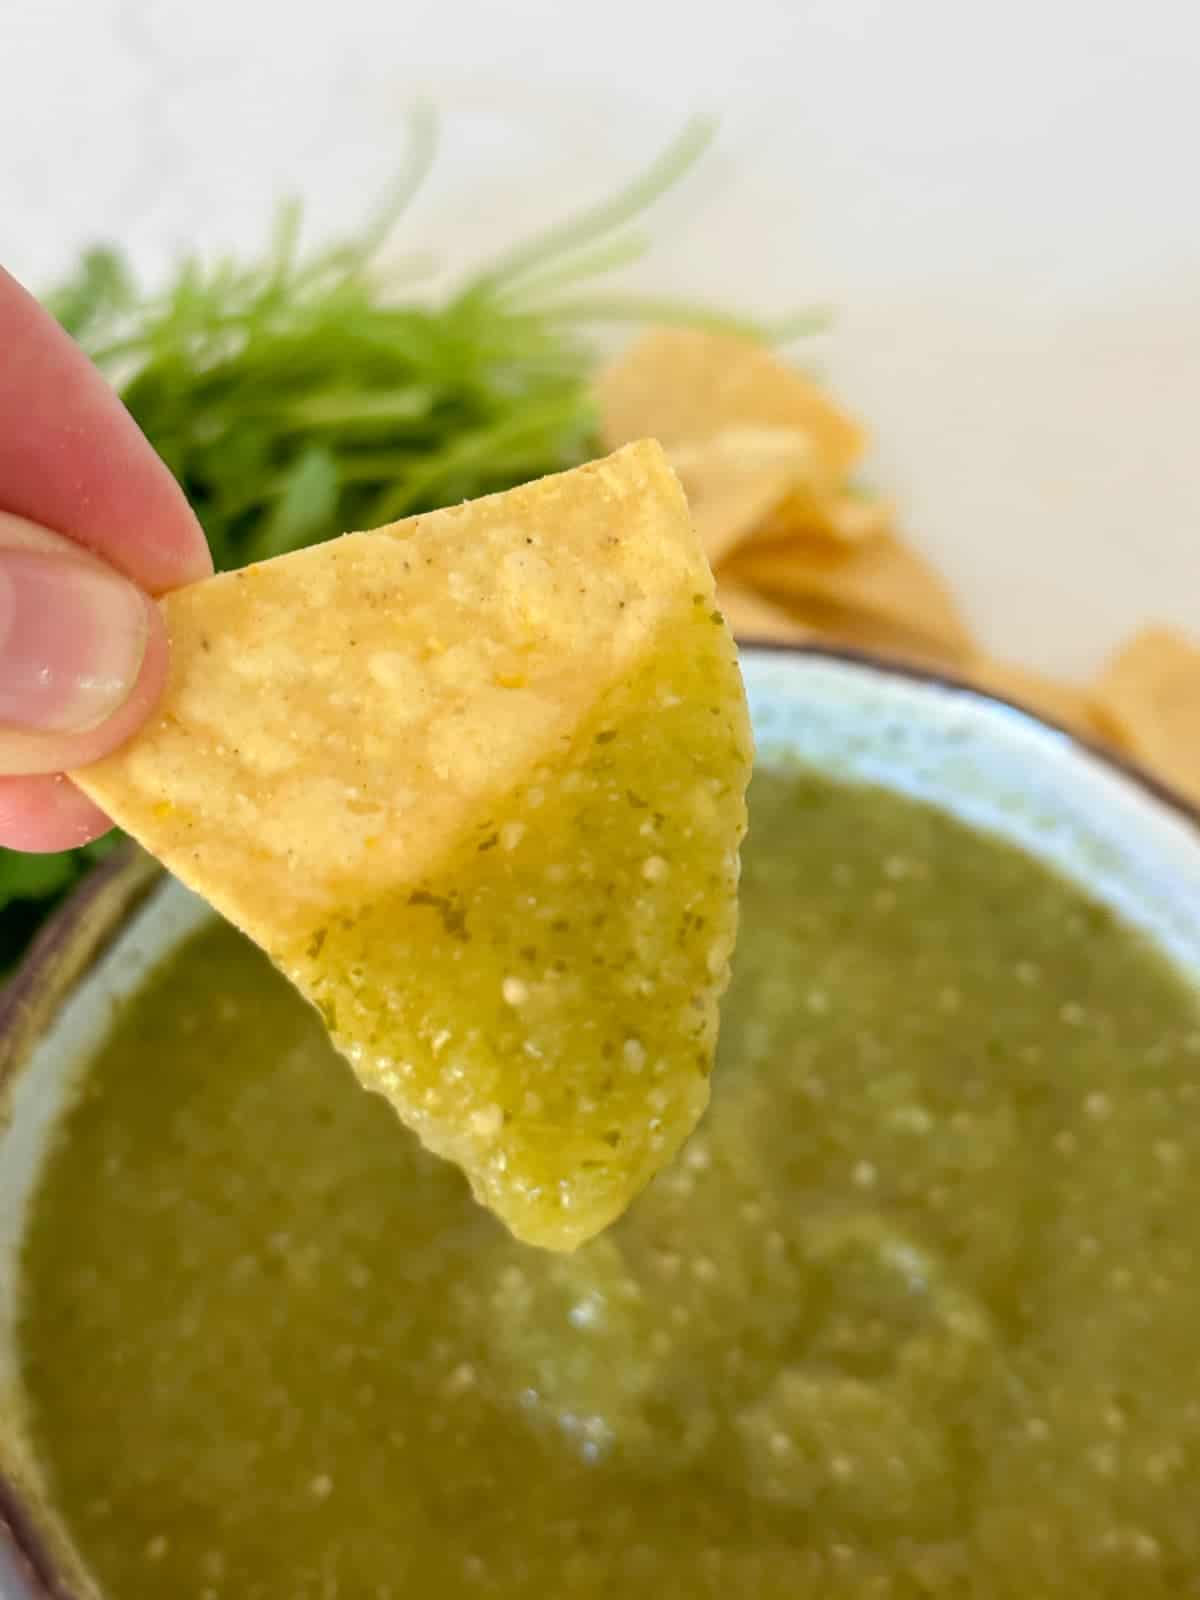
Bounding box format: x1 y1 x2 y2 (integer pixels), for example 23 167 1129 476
599 330 1200 806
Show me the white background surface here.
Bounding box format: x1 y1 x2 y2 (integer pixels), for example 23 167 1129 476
3 0 1198 678
0 8 1197 1589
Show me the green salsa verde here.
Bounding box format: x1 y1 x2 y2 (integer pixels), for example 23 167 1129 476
19 770 1200 1598
283 593 751 1253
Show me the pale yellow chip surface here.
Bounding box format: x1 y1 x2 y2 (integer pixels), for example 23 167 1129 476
75 443 753 1250
1092 626 1200 802
598 329 865 478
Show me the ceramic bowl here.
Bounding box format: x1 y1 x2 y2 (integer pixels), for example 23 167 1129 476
1 644 1198 1598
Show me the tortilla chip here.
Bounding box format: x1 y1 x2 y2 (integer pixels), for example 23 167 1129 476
724 531 974 664
966 657 1098 739
75 443 753 1251
764 600 971 671
715 581 812 645
1092 626 1200 802
669 425 819 564
598 329 865 478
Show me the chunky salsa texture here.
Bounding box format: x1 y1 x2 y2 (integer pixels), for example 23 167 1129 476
20 769 1200 1599
284 595 750 1250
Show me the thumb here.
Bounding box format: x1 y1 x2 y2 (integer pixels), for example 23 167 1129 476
0 512 168 777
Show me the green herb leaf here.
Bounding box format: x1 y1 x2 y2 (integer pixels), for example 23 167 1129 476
45 247 136 341
0 850 82 901
246 447 341 562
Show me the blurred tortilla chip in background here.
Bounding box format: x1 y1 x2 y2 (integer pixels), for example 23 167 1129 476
726 530 973 664
600 328 1199 801
714 581 812 645
599 328 865 479
755 482 891 548
1093 627 1200 804
667 425 819 564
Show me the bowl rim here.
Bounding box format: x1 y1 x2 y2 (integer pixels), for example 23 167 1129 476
0 636 1197 1599
741 637 1200 827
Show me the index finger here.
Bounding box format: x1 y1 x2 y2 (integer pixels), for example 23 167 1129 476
0 266 212 594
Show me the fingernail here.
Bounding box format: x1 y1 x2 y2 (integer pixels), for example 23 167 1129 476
0 549 149 735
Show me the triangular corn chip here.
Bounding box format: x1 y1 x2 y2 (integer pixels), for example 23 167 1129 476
75 443 753 1251
724 532 974 664
1092 626 1200 803
598 329 865 478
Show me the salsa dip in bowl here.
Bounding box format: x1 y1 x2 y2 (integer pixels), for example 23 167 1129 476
1 643 1199 1600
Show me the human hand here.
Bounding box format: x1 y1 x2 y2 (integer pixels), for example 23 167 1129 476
0 266 211 851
